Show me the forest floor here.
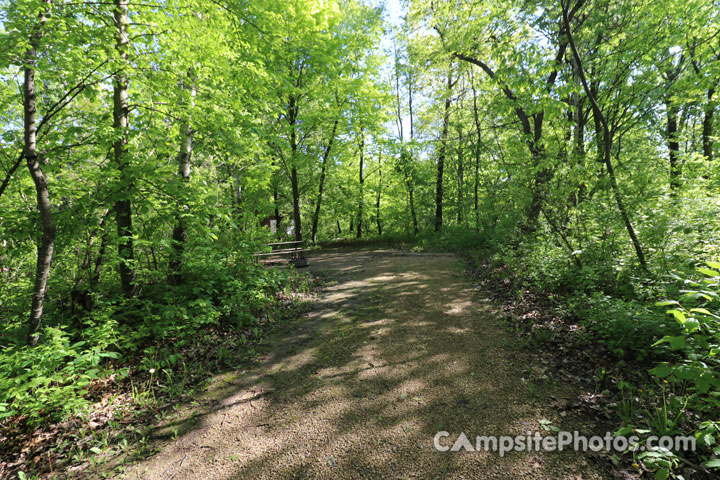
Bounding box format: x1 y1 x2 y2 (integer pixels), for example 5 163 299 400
118 248 612 479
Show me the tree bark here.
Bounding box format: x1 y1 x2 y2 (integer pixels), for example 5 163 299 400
311 119 338 244
291 166 302 241
273 185 280 233
703 87 715 162
288 95 302 241
470 70 482 230
376 152 382 236
356 134 364 239
435 68 452 232
113 0 136 297
24 0 55 346
456 126 464 225
170 75 196 283
666 100 681 191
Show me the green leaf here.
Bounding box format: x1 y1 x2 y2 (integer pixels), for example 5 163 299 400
650 365 672 378
669 336 686 350
698 267 720 277
668 309 686 324
655 468 669 480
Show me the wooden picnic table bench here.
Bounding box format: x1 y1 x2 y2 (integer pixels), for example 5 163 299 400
253 240 309 266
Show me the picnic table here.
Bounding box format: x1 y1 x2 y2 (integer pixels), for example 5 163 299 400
253 240 310 267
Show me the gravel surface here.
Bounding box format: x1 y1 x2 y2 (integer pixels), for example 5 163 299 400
122 248 609 479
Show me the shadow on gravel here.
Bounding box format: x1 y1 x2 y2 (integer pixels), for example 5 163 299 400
131 248 606 480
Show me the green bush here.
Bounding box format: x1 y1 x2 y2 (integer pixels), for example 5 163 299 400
0 319 120 423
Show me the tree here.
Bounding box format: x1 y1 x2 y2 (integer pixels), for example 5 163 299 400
434 64 454 232
113 0 136 297
561 0 648 270
23 0 55 345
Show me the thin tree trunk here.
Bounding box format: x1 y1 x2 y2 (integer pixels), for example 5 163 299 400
394 44 418 236
563 2 647 271
24 0 55 346
170 75 196 283
456 126 464 225
273 185 280 233
92 220 110 287
571 58 588 204
113 0 136 297
356 134 364 239
408 188 418 234
407 71 418 235
666 100 681 191
311 119 338 244
703 87 715 162
470 71 482 230
291 166 301 241
288 95 302 241
0 153 24 200
454 29 568 235
71 209 110 317
376 152 382 236
435 68 452 232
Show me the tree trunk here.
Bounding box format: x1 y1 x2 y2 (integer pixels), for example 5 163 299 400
311 119 338 244
170 75 196 284
470 71 482 230
273 185 280 233
291 166 302 241
435 68 452 232
24 1 55 346
563 3 648 271
408 69 418 235
703 87 715 162
113 0 136 297
666 100 681 192
288 95 302 241
356 134 364 239
71 209 110 318
376 152 382 236
456 126 464 225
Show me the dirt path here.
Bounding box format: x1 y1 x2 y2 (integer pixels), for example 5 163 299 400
123 248 608 479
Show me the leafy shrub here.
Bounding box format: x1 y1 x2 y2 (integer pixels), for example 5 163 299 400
573 293 669 361
624 262 720 473
651 263 720 419
0 319 120 423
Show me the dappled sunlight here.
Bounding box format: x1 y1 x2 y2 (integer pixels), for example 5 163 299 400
123 249 605 479
444 298 474 315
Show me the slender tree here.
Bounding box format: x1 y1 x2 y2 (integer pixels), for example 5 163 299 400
113 0 136 296
562 0 648 270
24 0 55 346
434 65 453 232
169 74 196 283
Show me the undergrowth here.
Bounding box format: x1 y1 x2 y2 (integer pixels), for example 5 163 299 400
0 246 318 479
410 226 720 478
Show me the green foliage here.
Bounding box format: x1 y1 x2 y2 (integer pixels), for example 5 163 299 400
650 264 720 415
0 243 306 425
0 321 119 423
